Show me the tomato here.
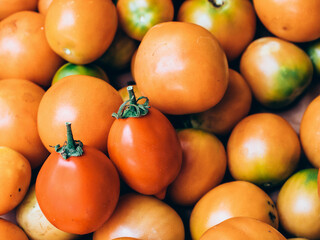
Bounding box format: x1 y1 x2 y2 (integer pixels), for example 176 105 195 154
189 181 279 240
107 87 182 199
177 0 256 61
199 217 286 240
36 123 120 235
277 168 320 239
189 69 252 135
118 85 143 102
306 39 320 76
0 218 28 240
0 11 64 88
16 185 78 240
37 0 53 15
51 62 109 85
45 0 118 64
0 147 31 215
37 75 123 154
93 193 185 240
167 128 227 206
253 0 320 42
227 113 300 187
134 21 229 115
0 79 49 168
0 0 37 20
240 37 313 109
116 0 174 41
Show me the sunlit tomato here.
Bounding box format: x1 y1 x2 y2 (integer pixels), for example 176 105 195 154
240 37 313 109
93 193 185 240
253 0 320 42
300 95 320 168
0 147 31 215
189 181 279 240
199 217 286 240
189 69 252 135
0 11 64 88
45 0 118 64
306 39 320 76
51 62 109 85
16 185 78 240
0 218 28 240
37 75 123 154
0 0 37 20
277 168 320 239
177 0 256 61
116 0 174 41
107 87 182 199
167 128 227 206
227 113 300 187
36 123 120 235
37 0 53 15
134 21 229 115
0 79 48 168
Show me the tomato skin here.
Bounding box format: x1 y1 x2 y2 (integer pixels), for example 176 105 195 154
0 218 28 240
107 107 182 198
0 0 37 20
38 0 54 15
36 145 120 235
306 39 320 76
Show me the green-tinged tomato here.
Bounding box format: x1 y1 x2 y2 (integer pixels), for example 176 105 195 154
52 63 109 85
306 39 320 76
277 168 320 240
240 37 313 109
116 0 174 41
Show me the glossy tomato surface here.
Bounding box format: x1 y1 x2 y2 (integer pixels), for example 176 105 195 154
0 0 37 20
0 218 28 240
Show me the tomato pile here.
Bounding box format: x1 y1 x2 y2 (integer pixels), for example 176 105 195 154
0 0 320 239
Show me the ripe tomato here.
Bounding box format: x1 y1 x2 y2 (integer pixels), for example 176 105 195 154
36 123 120 235
0 79 48 168
277 168 320 239
0 218 28 240
167 128 227 206
189 69 252 135
37 75 123 154
227 113 301 187
177 0 256 61
0 147 31 215
107 87 182 199
37 0 53 15
0 0 37 20
134 21 229 115
189 181 279 240
45 0 118 64
199 217 286 240
253 0 320 42
240 37 313 109
93 193 185 240
0 11 64 88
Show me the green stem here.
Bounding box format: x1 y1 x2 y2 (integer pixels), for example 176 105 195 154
66 122 76 150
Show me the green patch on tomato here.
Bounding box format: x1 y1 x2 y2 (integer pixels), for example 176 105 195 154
298 168 318 186
306 39 320 76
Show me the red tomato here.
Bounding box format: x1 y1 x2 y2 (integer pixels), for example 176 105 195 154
36 123 120 235
107 86 182 199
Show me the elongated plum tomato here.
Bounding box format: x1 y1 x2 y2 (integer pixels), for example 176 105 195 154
134 21 229 115
0 218 28 240
36 123 120 235
45 0 118 64
107 87 182 199
177 0 256 61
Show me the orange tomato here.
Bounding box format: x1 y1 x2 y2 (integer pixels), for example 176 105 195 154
45 0 118 64
0 11 64 88
0 0 37 20
227 113 300 187
0 79 49 168
167 128 227 206
0 147 31 215
253 0 320 42
37 0 53 15
189 181 279 240
134 21 229 115
37 75 123 154
0 218 28 240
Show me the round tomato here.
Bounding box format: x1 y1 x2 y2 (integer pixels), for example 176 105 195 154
0 218 28 240
189 181 279 240
240 37 313 109
134 21 229 115
116 0 174 41
177 0 256 61
227 113 300 187
0 0 37 20
253 0 320 42
277 168 320 239
93 193 185 240
36 123 120 235
107 87 182 199
45 0 118 64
